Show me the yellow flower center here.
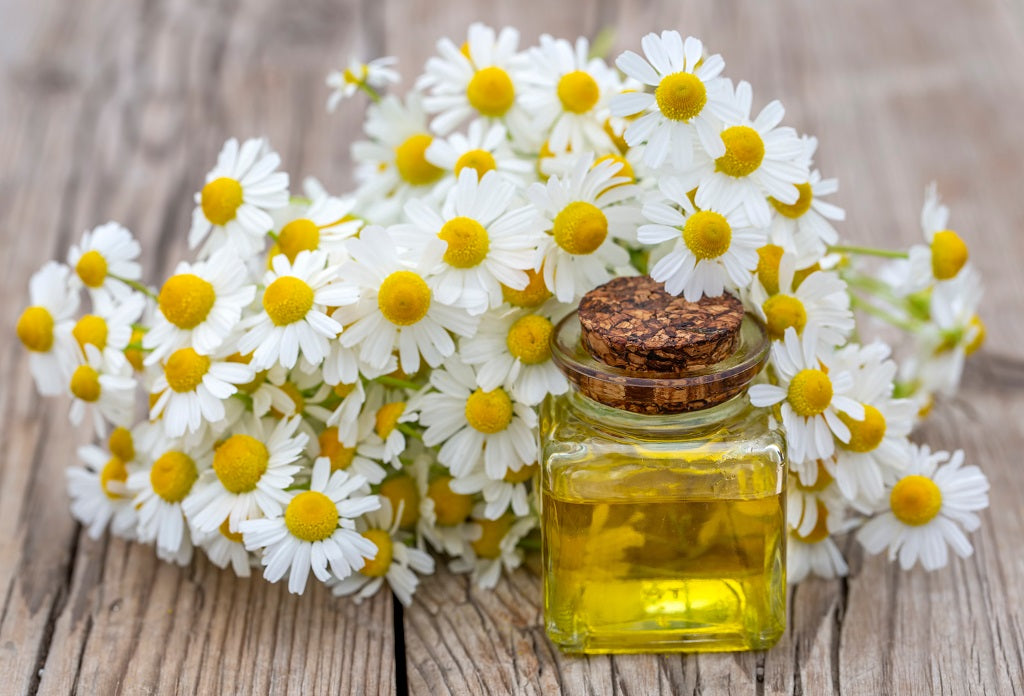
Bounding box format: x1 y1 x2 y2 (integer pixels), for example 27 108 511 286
794 460 833 493
125 327 146 371
159 273 216 329
762 294 808 340
75 250 108 288
108 426 135 462
930 230 968 281
343 64 367 85
263 276 315 326
965 315 985 355
838 404 887 453
438 216 490 268
163 347 211 393
557 70 600 113
756 244 784 295
379 475 420 529
466 66 515 117
70 365 101 402
213 434 269 493
360 529 393 577
890 475 942 526
504 462 538 484
465 388 513 434
603 118 629 154
793 263 820 290
553 201 608 255
502 268 551 308
454 149 497 177
594 153 635 184
277 218 320 261
319 426 357 472
794 500 830 544
506 314 553 365
428 476 474 526
375 401 406 439
200 177 244 226
715 126 765 178
787 368 833 417
769 182 813 218
284 491 339 542
472 515 513 559
683 210 732 260
395 133 444 186
378 271 431 326
150 451 198 503
16 306 54 352
219 519 244 543
72 314 109 352
100 456 128 499
270 381 305 418
654 72 707 122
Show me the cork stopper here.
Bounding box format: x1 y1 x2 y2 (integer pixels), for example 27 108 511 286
550 276 764 414
578 276 744 373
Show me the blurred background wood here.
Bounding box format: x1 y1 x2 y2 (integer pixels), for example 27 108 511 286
1 0 1022 694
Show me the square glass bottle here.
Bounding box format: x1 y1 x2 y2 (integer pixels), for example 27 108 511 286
539 277 787 654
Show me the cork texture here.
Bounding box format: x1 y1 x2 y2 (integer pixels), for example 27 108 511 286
578 276 744 372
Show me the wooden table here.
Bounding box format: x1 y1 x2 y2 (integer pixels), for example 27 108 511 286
2 0 1023 693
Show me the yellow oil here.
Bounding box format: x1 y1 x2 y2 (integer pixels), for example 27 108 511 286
542 456 786 653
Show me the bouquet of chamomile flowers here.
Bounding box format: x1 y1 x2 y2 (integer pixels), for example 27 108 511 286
17 25 990 603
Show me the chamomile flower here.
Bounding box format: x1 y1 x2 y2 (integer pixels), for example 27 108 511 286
195 521 253 577
334 226 479 374
352 94 446 223
903 184 970 293
270 188 362 265
458 305 570 405
149 348 256 437
528 154 641 303
678 80 808 228
129 442 212 564
750 252 853 347
183 415 306 533
326 56 400 111
240 459 381 594
857 445 989 571
768 138 844 264
787 460 846 534
67 441 138 540
143 247 256 363
16 262 80 395
330 498 435 606
787 507 850 584
450 461 537 520
829 342 915 505
188 137 289 258
315 419 388 486
68 344 136 437
69 292 146 372
749 327 865 464
450 511 535 590
238 250 358 370
424 121 532 191
324 379 367 447
66 222 142 311
610 32 739 169
416 359 537 479
393 169 540 314
520 35 619 154
639 178 763 301
418 23 532 139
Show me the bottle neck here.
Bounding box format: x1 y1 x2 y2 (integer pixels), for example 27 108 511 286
564 386 752 439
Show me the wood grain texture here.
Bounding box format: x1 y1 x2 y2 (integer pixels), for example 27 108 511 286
1 0 1022 694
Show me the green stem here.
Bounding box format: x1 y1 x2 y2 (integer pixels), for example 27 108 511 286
849 294 920 333
124 342 152 352
397 423 422 440
112 275 158 300
518 536 542 551
828 244 909 260
357 81 381 102
375 375 423 392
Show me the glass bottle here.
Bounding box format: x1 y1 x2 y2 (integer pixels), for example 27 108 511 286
539 277 786 654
